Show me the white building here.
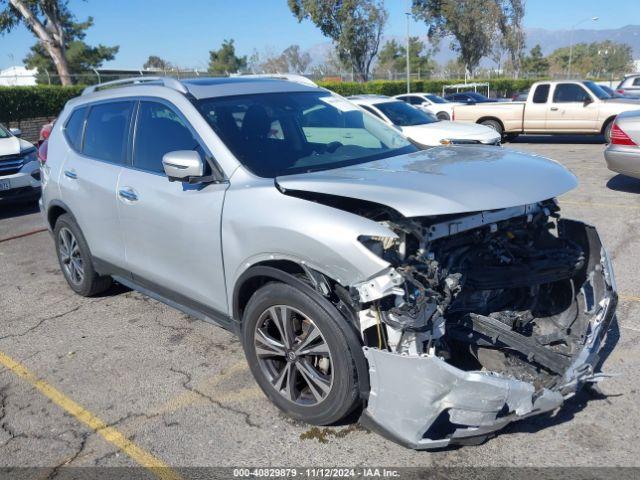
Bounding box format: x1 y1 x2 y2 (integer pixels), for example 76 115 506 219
0 66 37 86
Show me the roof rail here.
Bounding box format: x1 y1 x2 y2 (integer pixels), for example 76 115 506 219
229 73 318 88
82 76 189 96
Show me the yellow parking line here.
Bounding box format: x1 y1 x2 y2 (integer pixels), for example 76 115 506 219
0 351 181 480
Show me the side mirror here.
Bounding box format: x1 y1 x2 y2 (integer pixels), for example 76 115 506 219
9 128 22 137
162 150 204 182
583 97 594 107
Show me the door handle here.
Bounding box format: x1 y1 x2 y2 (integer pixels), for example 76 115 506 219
64 170 78 179
550 107 559 111
118 188 138 202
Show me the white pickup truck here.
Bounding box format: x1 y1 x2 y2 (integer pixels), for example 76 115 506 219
453 80 640 142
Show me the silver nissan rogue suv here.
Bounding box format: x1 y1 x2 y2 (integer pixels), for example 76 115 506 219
41 76 617 450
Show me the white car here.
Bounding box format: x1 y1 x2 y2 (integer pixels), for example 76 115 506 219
393 93 462 120
0 124 41 202
349 95 501 147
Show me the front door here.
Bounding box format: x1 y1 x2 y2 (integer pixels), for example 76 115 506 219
117 100 229 314
546 83 599 132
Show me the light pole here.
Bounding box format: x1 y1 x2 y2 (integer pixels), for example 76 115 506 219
405 12 411 93
568 16 598 77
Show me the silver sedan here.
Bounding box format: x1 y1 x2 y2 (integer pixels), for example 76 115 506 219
605 110 640 179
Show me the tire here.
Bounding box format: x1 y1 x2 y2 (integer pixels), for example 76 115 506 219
53 213 112 296
603 120 613 144
242 282 361 425
480 119 503 136
436 111 450 121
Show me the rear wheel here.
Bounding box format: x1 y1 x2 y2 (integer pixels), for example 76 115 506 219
480 119 504 137
54 214 112 296
436 111 450 121
242 282 361 425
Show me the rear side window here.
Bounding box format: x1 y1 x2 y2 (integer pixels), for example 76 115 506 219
633 78 640 86
532 84 550 104
133 102 200 174
64 107 86 151
553 84 590 103
83 101 133 164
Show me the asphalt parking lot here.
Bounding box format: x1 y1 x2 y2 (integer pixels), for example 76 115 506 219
1 136 640 474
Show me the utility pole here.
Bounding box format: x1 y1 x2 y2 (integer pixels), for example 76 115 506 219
406 11 410 93
568 16 598 77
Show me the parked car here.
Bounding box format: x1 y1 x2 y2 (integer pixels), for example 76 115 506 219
512 89 529 102
41 76 616 450
0 123 41 203
393 93 461 120
349 95 501 146
444 91 497 104
604 110 640 178
616 74 640 98
452 80 640 142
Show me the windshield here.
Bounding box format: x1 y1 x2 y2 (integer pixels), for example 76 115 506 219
425 94 448 104
0 125 10 139
583 81 611 100
196 92 416 178
373 101 438 126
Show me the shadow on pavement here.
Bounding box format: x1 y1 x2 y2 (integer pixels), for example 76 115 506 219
508 134 606 145
606 174 640 194
0 201 40 221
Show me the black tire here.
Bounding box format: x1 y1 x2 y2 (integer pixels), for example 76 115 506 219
242 282 361 425
603 120 613 144
480 119 503 136
53 213 112 296
436 111 450 121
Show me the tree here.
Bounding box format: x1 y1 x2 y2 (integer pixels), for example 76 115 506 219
494 0 525 78
375 37 435 77
282 44 311 73
208 39 247 75
143 55 172 71
412 0 498 75
521 44 549 76
247 45 311 74
288 0 388 82
547 41 633 78
1 0 117 85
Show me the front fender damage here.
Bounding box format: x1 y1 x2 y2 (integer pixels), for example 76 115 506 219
349 205 617 449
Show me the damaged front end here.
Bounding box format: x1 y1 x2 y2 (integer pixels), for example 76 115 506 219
350 199 617 449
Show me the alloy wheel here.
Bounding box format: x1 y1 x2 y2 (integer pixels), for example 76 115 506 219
254 305 333 406
58 227 84 285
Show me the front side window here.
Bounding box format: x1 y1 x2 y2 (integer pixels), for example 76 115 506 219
633 78 640 86
532 84 550 104
373 101 438 126
133 102 200 173
64 107 86 151
196 92 415 178
553 84 591 103
83 101 133 163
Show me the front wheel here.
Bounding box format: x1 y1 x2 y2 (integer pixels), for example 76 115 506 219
242 282 362 425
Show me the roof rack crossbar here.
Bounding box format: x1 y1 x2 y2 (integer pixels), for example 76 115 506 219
82 76 188 95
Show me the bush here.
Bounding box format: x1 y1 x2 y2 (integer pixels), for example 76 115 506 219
0 85 84 123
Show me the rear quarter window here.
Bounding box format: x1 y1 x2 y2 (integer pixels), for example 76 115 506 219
83 101 133 164
64 107 86 151
532 84 550 104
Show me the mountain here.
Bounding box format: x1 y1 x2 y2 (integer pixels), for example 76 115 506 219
306 25 640 69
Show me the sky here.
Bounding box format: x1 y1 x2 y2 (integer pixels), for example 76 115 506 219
0 0 638 70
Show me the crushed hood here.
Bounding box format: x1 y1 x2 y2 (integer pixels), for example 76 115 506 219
276 146 577 218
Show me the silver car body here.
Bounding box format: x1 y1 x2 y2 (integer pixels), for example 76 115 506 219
41 77 617 449
616 74 640 98
604 109 640 179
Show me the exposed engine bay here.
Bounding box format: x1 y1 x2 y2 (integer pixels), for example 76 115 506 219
345 199 616 448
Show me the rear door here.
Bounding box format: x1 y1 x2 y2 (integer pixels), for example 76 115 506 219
59 100 133 266
117 99 229 313
547 83 598 132
523 83 550 132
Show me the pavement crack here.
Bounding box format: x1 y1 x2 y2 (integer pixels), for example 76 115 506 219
46 431 89 478
0 305 81 340
169 366 260 428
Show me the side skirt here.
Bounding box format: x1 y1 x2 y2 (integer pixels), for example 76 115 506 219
93 257 238 335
